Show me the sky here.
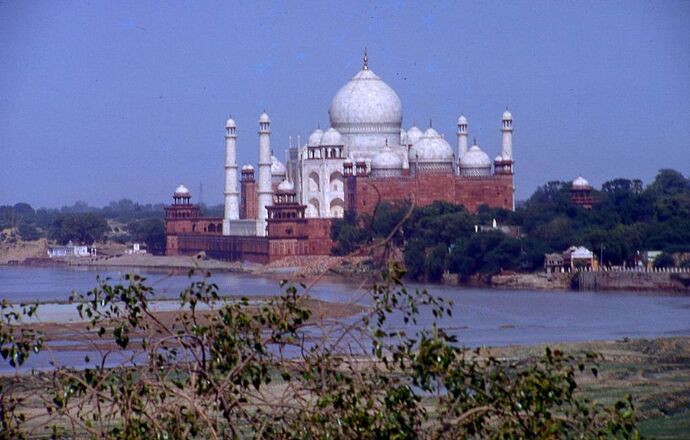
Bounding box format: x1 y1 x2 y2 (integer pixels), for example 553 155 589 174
1 0 689 208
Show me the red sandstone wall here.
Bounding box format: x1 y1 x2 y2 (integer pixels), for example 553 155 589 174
348 173 514 215
241 180 257 219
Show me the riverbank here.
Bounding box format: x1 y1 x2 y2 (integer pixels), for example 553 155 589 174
2 336 688 437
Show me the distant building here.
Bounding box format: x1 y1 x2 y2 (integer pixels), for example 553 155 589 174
570 176 594 209
563 246 594 270
126 243 147 255
544 253 565 274
545 246 595 272
47 241 96 258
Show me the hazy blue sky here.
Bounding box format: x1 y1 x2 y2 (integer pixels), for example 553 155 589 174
1 1 689 208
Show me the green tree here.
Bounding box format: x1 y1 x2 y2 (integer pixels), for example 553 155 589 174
49 213 109 245
653 252 674 268
404 238 426 280
127 218 166 254
425 244 447 281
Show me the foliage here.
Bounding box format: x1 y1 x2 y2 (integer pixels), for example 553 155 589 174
331 168 690 280
126 218 166 254
49 212 110 245
653 252 675 268
0 266 642 438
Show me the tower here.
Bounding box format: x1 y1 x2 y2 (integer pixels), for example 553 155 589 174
501 109 513 160
456 114 468 160
256 112 273 236
222 118 240 235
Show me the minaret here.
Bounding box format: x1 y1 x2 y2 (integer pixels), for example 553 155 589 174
256 112 273 236
501 109 513 160
457 114 468 158
222 118 239 235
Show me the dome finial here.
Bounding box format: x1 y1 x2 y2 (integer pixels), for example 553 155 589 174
429 118 433 128
363 48 369 70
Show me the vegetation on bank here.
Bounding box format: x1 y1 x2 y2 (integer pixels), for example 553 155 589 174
0 265 641 438
331 169 690 281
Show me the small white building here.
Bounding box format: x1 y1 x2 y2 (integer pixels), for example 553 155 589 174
47 241 96 258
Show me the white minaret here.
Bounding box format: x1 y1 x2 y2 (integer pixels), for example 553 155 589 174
222 118 240 235
501 109 513 160
256 112 273 236
456 114 468 158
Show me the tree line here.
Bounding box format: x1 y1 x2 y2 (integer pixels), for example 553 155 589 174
0 199 168 254
331 169 690 281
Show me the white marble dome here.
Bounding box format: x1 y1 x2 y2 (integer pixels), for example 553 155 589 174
458 115 467 124
271 155 286 176
225 118 236 128
406 126 423 146
174 184 190 196
371 148 403 170
461 145 491 168
329 69 403 129
502 109 512 120
328 67 403 154
410 128 454 162
572 176 591 188
241 164 254 171
308 128 324 146
259 112 271 123
320 127 343 146
277 179 294 192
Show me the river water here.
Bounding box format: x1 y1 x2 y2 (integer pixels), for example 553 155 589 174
1 265 690 371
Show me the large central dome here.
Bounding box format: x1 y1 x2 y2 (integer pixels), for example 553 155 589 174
328 63 403 156
328 69 403 128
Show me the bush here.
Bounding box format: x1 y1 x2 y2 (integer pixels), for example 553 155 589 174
0 266 642 438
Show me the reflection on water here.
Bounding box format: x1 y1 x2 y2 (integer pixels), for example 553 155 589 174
1 265 690 373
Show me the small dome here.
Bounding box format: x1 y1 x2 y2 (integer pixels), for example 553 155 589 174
259 112 271 123
225 118 236 128
406 126 423 145
458 114 467 124
174 184 190 196
308 128 324 146
371 148 403 170
320 127 343 146
502 109 513 120
271 155 286 176
410 128 454 162
495 155 504 163
572 176 591 188
461 144 491 168
241 164 254 171
277 179 294 192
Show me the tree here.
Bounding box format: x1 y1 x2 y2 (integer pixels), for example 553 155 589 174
404 238 426 280
49 213 109 245
0 266 641 438
653 252 675 268
127 218 166 254
425 244 447 281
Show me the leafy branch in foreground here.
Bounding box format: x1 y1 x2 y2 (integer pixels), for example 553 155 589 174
1 266 640 439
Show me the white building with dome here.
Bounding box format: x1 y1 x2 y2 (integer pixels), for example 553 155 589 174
219 51 515 237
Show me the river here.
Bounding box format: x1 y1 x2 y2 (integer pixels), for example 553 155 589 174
1 265 690 371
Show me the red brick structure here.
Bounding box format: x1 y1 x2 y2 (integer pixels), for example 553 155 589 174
570 176 594 210
165 183 333 263
240 166 257 220
344 162 514 215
